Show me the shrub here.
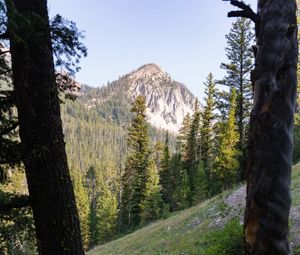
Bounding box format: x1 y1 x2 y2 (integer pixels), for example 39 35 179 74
202 218 244 255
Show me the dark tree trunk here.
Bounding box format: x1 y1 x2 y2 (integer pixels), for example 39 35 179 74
6 0 85 254
227 0 298 254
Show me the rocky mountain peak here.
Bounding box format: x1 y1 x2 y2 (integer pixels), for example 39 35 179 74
128 63 169 81
82 64 196 133
126 64 196 133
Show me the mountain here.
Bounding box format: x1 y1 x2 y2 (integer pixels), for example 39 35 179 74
61 64 193 173
80 63 196 133
87 164 300 255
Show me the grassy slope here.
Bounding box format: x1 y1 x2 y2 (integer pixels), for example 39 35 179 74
88 164 300 255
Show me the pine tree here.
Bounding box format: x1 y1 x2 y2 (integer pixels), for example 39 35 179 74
185 99 201 205
214 88 240 191
200 73 217 196
120 96 151 230
6 0 85 253
85 166 99 247
71 169 90 250
176 113 191 154
95 173 118 244
154 140 164 170
140 161 163 225
169 153 189 210
159 133 172 207
85 165 118 246
170 117 192 211
220 17 254 180
226 0 297 253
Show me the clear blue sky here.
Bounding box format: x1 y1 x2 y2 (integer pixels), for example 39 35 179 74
48 0 257 99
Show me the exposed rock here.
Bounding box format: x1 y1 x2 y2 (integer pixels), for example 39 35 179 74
290 206 300 248
208 185 300 249
82 63 196 133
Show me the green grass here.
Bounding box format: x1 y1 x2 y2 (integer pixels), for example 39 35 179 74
292 163 300 207
88 165 300 255
88 197 223 255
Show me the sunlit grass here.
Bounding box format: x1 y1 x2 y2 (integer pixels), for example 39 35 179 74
88 164 300 255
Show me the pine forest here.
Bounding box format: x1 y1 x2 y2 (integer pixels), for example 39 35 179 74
0 1 299 255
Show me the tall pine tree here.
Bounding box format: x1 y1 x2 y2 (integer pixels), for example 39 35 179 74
140 161 163 225
176 113 191 154
220 17 254 180
85 166 99 247
6 0 84 253
95 173 118 244
215 88 240 191
170 117 191 210
120 96 151 231
200 73 217 196
226 0 297 253
71 168 90 250
85 165 118 247
185 99 201 205
159 133 172 206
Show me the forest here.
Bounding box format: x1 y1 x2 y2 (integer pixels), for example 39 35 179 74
0 0 299 255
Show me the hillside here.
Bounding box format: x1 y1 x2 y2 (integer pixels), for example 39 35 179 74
88 164 300 255
61 98 177 173
61 63 194 171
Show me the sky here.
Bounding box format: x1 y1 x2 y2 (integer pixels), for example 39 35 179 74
48 0 257 100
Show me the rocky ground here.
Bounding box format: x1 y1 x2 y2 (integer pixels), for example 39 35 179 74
209 185 300 249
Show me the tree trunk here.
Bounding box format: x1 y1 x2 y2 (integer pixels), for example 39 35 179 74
6 0 85 254
243 0 298 254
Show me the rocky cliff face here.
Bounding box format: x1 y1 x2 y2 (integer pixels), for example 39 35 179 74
127 64 195 132
82 63 196 133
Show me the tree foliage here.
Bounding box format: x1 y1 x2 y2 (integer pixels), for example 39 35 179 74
219 17 254 180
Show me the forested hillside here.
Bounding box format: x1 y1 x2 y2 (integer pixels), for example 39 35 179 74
0 0 299 254
88 164 300 255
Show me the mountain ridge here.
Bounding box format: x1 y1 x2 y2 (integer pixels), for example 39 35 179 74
80 63 196 132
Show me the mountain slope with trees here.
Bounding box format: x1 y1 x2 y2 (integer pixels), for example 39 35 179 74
87 164 300 255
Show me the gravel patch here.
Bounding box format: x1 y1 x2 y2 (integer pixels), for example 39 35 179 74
208 185 300 249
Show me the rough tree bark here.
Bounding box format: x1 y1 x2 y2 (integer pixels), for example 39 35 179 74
6 0 85 254
227 0 298 254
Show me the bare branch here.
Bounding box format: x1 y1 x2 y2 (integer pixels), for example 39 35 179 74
226 0 259 23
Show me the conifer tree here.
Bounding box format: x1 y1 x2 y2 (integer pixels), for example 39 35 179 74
71 169 90 250
154 140 164 170
95 173 118 244
169 153 189 210
159 133 172 206
170 117 192 210
85 165 118 246
215 88 240 191
176 113 191 154
200 73 217 195
5 0 85 253
220 17 254 179
185 99 201 205
140 161 163 225
226 0 297 253
120 96 151 230
85 166 99 247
